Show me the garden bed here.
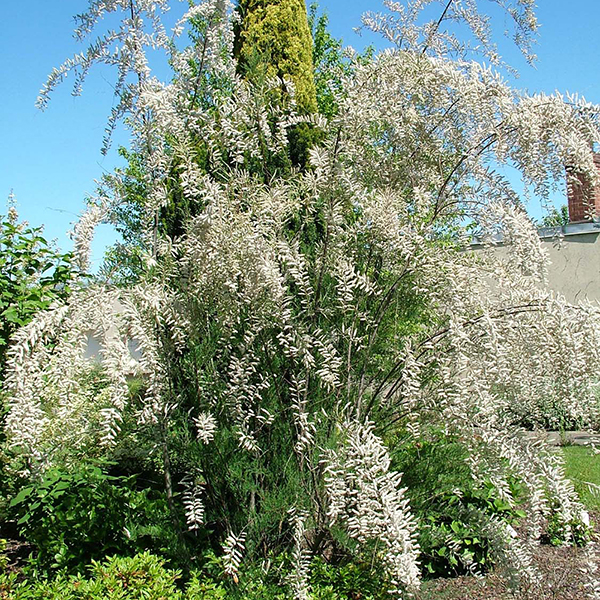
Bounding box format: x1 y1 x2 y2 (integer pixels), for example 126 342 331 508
417 444 600 600
418 522 598 600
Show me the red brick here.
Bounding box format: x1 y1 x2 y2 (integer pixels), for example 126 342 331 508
567 154 600 223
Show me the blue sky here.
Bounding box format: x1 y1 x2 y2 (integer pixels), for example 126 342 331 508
2 1 600 268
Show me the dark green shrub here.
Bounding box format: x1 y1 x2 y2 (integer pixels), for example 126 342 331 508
9 459 198 576
309 558 395 600
287 123 325 170
9 463 138 572
417 482 528 578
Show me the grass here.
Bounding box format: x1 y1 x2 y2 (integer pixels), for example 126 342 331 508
562 445 600 510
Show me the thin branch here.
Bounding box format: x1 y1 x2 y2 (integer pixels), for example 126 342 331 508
422 0 455 55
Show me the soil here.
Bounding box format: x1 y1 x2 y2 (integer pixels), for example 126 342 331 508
415 511 600 600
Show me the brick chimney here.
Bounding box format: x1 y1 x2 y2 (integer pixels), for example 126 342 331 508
567 154 600 223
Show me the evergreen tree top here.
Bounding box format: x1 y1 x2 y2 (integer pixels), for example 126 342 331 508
235 0 318 113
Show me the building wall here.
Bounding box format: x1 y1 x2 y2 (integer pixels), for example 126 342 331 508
566 154 600 223
470 222 600 305
541 223 600 303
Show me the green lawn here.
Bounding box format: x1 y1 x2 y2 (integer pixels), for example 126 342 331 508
562 446 600 510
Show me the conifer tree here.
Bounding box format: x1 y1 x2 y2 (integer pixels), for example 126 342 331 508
234 0 318 114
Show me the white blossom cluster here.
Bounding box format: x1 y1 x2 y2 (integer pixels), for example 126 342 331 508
324 422 421 594
69 201 107 273
4 282 188 466
182 473 205 531
361 0 538 65
222 530 246 578
286 508 311 600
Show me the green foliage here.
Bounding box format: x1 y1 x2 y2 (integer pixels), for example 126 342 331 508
309 558 394 600
234 0 318 114
0 398 12 525
420 510 494 578
308 4 373 118
287 122 325 169
12 468 159 570
78 553 183 599
0 551 393 600
546 510 591 547
391 431 528 578
0 538 8 572
9 463 138 572
98 148 153 284
0 211 75 372
308 4 342 118
540 449 596 546
539 204 569 228
7 452 204 576
186 572 228 600
0 553 185 600
99 143 212 282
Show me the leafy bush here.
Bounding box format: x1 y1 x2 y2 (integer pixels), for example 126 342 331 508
186 574 228 600
0 552 185 600
391 431 528 578
8 460 201 575
0 208 76 374
0 552 290 599
309 558 394 600
82 553 184 599
9 463 139 572
545 509 591 547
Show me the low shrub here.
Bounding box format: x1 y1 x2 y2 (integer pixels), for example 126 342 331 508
9 463 140 573
309 558 394 600
0 552 396 600
546 510 591 547
8 457 200 576
0 552 185 599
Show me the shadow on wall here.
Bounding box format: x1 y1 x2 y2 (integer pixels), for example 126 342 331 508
84 298 143 364
85 332 142 362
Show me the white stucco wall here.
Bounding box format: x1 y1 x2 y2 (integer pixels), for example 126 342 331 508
470 222 600 304
540 223 600 304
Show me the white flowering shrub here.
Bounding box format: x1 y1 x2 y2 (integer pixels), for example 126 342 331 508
5 0 600 596
324 422 420 593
